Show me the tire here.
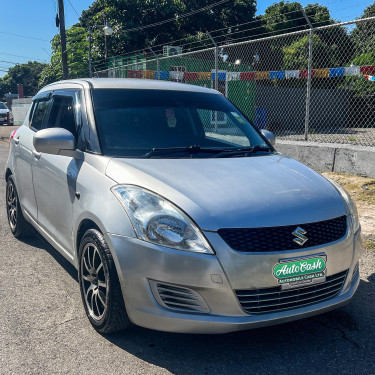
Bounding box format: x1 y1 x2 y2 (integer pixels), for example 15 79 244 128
6 175 33 238
78 229 132 333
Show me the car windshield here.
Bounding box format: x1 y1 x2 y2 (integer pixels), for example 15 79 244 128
92 89 271 158
0 103 7 109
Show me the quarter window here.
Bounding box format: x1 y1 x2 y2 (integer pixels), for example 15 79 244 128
30 100 49 131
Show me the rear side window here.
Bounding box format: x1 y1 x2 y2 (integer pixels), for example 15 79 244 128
30 100 49 131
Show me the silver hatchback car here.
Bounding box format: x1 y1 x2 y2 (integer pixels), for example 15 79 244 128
5 79 362 334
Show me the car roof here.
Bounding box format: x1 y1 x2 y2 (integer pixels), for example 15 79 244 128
42 78 220 95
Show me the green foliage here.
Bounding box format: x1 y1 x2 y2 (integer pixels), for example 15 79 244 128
43 0 257 79
282 32 351 70
342 3 375 100
352 2 375 55
0 61 47 99
261 1 332 35
258 1 353 72
39 27 90 86
79 0 256 59
283 34 322 70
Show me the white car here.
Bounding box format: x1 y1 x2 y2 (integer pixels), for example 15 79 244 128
0 102 13 125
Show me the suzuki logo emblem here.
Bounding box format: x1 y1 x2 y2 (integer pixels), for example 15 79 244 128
292 227 308 246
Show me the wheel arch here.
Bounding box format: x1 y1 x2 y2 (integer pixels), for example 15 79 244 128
76 218 102 257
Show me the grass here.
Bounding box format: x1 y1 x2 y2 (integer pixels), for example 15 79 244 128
348 136 357 142
364 240 375 251
322 172 375 206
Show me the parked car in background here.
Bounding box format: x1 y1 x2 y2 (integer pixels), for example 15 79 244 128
0 102 13 125
5 79 362 334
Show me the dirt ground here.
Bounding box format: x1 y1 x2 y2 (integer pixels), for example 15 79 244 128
0 125 18 142
322 172 375 250
1 125 374 249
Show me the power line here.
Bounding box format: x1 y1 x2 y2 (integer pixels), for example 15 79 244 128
0 52 47 62
67 0 80 17
0 30 50 42
93 0 373 69
92 2 325 66
92 16 309 68
117 0 230 33
0 60 19 65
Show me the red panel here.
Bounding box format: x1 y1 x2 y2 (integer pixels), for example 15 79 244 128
299 69 316 78
240 72 255 81
360 66 375 75
184 72 198 81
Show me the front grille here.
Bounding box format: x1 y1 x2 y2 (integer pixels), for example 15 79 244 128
151 281 210 314
235 270 347 314
218 215 347 252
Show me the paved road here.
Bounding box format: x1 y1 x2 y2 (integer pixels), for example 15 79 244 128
0 141 374 375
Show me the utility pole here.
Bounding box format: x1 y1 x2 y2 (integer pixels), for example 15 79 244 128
58 0 69 79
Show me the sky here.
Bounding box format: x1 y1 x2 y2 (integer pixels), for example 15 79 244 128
0 0 373 78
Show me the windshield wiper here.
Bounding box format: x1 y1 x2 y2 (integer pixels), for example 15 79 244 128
144 145 231 158
212 145 270 158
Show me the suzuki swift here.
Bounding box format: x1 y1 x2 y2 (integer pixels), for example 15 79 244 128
5 79 362 334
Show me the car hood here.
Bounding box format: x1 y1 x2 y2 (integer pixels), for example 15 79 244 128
105 153 347 231
0 109 9 114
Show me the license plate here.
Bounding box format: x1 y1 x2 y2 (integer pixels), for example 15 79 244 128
272 254 327 290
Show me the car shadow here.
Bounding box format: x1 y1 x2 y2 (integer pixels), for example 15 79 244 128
17 229 78 282
98 275 374 375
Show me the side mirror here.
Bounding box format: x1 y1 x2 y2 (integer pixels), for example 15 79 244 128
261 129 276 147
33 128 77 157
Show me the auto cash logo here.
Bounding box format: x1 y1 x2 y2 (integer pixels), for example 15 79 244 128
273 256 326 287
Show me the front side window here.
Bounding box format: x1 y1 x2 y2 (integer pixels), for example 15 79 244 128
48 94 78 138
92 89 270 158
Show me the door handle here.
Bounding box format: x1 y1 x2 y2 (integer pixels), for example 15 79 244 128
14 137 20 145
32 149 41 160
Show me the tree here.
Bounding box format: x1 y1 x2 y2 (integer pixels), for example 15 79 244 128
351 2 375 55
0 61 47 99
42 0 257 78
283 34 331 70
39 26 91 86
77 0 257 70
342 2 375 124
256 1 353 71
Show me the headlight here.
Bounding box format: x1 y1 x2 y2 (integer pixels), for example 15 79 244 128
328 179 360 233
111 185 214 254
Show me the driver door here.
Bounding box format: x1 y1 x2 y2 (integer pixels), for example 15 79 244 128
32 89 84 256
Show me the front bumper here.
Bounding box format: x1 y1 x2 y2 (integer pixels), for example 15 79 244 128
105 228 362 334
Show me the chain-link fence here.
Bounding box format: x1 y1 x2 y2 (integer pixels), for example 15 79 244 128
95 17 375 147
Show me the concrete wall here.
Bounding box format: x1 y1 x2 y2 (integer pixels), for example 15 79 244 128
277 140 375 177
12 98 32 125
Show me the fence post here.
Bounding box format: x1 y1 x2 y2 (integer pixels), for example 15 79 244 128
149 48 160 80
302 7 314 141
206 31 218 91
206 31 219 132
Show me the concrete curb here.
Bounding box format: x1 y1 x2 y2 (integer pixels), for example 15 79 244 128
276 140 375 177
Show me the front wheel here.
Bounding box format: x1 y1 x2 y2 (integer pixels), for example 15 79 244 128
78 229 132 333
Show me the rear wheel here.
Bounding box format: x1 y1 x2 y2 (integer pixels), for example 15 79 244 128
78 229 132 333
6 175 33 238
